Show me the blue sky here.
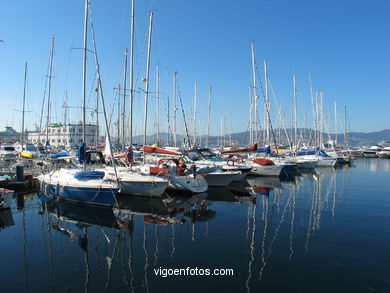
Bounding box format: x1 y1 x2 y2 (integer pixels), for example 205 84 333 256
0 0 389 138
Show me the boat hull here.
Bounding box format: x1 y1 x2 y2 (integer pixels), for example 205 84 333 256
316 158 337 167
41 182 117 206
363 151 378 158
119 181 168 197
377 151 390 158
280 164 297 175
249 164 283 177
167 175 208 193
202 171 243 187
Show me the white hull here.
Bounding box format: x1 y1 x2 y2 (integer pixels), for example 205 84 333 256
249 164 283 177
119 181 168 197
102 167 169 197
316 158 337 167
167 175 208 193
298 155 336 167
202 171 243 187
38 169 117 189
377 151 390 158
363 151 378 158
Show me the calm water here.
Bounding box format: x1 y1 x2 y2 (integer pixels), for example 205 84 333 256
1 159 390 293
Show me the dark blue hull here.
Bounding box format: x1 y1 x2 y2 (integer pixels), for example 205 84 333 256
281 164 297 175
44 183 118 206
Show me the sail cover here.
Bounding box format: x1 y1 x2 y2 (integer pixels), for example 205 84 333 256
143 145 181 156
77 143 85 163
220 143 257 154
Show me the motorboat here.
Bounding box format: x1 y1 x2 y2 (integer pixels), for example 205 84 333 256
186 148 252 175
199 168 245 187
138 158 208 193
363 145 382 158
377 147 390 158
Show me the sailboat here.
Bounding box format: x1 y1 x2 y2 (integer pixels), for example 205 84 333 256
38 0 119 206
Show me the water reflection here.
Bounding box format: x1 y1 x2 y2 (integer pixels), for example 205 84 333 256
3 160 390 292
0 207 14 229
35 189 211 292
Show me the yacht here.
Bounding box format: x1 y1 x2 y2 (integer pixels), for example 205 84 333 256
377 147 390 158
363 145 382 158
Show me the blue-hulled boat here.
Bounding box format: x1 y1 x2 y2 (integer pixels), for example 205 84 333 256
38 169 118 206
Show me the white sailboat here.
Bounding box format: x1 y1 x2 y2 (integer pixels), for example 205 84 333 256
38 0 119 206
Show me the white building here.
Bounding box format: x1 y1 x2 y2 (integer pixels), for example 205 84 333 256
28 123 98 148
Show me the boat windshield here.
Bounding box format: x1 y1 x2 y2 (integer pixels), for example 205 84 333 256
2 146 15 151
25 144 37 152
193 149 224 162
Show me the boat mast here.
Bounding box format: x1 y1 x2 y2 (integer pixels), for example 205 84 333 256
156 65 160 144
344 105 348 147
46 37 55 145
82 0 88 171
315 90 319 148
117 83 121 146
250 41 258 144
229 119 232 146
249 85 252 145
309 74 315 148
88 0 118 179
122 48 128 148
129 0 135 150
173 72 177 147
21 62 27 145
334 102 337 147
220 117 223 146
206 85 211 148
143 12 153 149
95 82 99 146
193 82 197 146
320 90 324 148
167 94 170 146
264 60 270 146
64 91 69 143
293 71 297 150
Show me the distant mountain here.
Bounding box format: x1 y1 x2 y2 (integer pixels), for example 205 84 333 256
345 129 390 146
118 128 390 147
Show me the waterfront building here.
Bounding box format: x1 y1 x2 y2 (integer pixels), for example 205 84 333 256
27 123 98 148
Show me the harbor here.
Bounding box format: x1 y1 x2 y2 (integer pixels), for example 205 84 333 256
1 0 390 292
